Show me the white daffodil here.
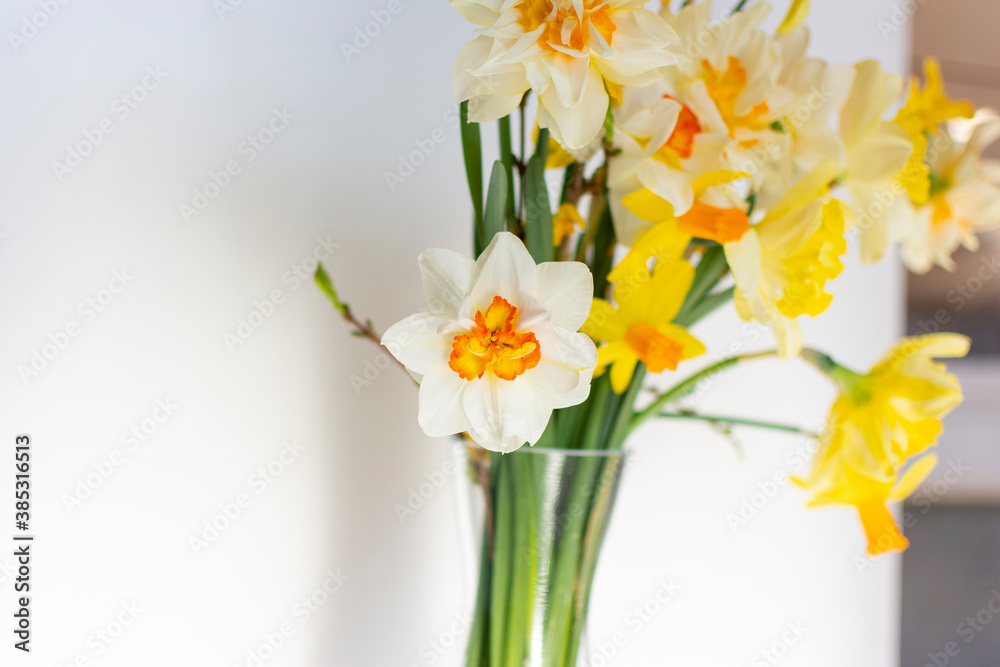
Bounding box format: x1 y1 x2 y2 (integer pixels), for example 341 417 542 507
837 60 919 264
657 2 798 202
895 111 1000 273
451 0 681 151
607 81 731 245
381 232 598 453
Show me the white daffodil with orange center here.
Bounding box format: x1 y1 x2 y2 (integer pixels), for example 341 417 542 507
381 232 597 453
607 82 733 246
451 0 681 151
657 2 803 201
796 334 969 555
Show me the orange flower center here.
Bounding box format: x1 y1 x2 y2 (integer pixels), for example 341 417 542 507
658 95 703 161
518 0 616 52
625 323 684 373
701 57 770 138
449 296 541 381
678 202 751 244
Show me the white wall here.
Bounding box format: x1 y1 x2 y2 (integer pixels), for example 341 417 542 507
0 1 908 665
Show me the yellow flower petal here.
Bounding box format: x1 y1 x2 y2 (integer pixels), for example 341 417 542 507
776 0 809 34
889 453 939 502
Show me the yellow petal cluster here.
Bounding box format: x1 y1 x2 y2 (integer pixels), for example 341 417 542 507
796 334 970 555
582 259 705 393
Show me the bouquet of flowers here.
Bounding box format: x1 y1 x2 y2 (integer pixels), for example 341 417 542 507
318 1 999 664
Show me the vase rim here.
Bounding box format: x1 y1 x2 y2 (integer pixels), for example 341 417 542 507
514 446 625 458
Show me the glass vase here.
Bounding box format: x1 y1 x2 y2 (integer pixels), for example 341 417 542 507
460 445 626 667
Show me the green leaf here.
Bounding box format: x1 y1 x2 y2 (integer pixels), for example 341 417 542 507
523 129 553 263
677 286 735 327
590 203 615 300
490 456 515 667
498 115 516 227
460 101 485 256
314 263 348 316
483 160 509 247
675 245 727 325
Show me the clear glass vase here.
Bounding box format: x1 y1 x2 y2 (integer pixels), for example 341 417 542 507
459 445 626 667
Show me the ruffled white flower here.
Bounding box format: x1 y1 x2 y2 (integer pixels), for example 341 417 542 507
451 0 681 151
607 81 731 245
382 232 598 453
895 111 1000 273
657 2 799 204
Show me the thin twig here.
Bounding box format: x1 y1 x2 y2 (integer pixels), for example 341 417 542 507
315 263 415 382
658 410 820 439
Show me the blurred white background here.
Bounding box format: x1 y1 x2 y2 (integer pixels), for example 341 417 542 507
0 1 913 665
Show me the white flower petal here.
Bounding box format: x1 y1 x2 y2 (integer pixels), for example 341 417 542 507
530 261 594 331
593 8 679 85
449 0 505 26
537 63 609 151
470 232 538 312
381 312 461 376
417 371 473 437
542 53 592 109
463 376 552 452
419 248 474 316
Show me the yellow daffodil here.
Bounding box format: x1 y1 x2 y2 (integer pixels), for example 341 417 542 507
895 58 975 141
797 333 970 555
382 232 598 453
608 169 751 284
896 111 1000 273
553 203 585 245
582 258 705 393
452 0 681 151
727 160 849 357
891 57 974 212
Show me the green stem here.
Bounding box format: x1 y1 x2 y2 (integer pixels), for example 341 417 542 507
657 411 819 438
630 350 780 434
731 0 750 12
